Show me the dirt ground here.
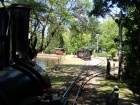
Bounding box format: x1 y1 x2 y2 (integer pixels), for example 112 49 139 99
38 54 139 105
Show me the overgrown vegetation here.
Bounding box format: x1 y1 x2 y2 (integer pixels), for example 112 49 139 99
98 79 139 104
90 0 140 102
4 0 140 102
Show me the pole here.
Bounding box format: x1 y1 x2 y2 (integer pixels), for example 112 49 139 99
118 10 123 80
96 34 99 57
96 38 98 57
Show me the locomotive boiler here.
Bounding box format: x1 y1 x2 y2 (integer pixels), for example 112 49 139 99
0 2 51 105
77 48 91 61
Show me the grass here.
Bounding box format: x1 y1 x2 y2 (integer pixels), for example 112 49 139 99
93 52 107 57
98 79 139 104
38 54 139 104
46 64 80 88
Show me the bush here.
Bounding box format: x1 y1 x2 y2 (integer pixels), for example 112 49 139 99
93 52 107 57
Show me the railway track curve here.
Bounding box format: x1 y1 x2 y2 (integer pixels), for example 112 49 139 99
21 56 119 105
59 57 119 105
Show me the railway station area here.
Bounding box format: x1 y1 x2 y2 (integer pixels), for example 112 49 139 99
0 0 140 105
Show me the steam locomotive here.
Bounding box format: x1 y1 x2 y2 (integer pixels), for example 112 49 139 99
0 2 51 105
77 48 92 61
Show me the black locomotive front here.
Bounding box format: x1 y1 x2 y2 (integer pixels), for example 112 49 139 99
0 3 51 105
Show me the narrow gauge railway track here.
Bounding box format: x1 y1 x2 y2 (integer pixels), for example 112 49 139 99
61 58 106 105
17 57 119 105
61 57 118 105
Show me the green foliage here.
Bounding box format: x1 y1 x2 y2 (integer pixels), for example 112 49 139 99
29 0 94 54
44 26 65 53
7 0 99 55
93 52 107 57
99 18 118 58
123 5 140 96
90 0 140 98
63 29 92 53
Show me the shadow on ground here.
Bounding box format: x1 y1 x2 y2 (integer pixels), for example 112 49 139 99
43 63 139 105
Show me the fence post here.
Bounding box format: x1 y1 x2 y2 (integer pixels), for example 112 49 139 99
106 93 119 105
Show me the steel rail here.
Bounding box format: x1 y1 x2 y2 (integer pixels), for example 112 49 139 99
62 58 105 104
62 60 90 98
63 57 118 105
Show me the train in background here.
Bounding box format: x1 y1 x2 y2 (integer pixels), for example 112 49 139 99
0 2 51 105
77 48 92 61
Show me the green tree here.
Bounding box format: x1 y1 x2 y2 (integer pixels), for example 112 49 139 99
30 0 93 54
89 0 140 100
7 0 100 56
8 0 93 54
100 18 118 58
45 25 65 53
62 28 92 54
62 16 100 54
